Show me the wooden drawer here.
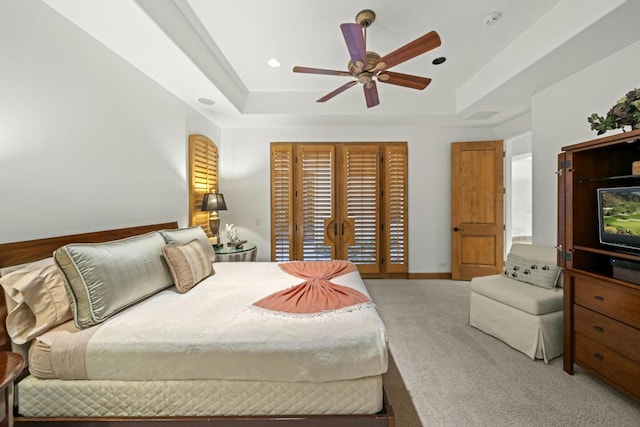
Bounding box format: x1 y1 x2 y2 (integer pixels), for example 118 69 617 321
574 274 640 329
574 305 640 362
575 333 640 398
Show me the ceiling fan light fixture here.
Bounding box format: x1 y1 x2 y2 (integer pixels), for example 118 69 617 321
432 56 446 65
358 72 373 85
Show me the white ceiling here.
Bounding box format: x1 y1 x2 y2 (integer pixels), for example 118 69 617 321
42 0 640 128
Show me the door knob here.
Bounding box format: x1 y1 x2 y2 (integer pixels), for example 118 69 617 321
453 227 462 232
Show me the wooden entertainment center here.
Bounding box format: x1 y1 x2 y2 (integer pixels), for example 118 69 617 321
559 128 640 404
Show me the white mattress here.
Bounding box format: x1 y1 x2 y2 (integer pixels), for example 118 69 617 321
30 262 388 382
17 374 383 417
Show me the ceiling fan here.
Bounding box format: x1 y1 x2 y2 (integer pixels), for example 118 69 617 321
293 9 441 108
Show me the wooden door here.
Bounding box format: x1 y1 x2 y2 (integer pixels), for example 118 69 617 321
337 144 381 275
451 140 504 280
271 143 295 261
383 143 409 274
270 142 408 277
557 152 568 269
295 144 337 261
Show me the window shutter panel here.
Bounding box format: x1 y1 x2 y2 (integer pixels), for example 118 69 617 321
384 143 408 273
270 143 294 261
296 144 336 261
188 135 218 237
342 144 381 274
269 141 408 277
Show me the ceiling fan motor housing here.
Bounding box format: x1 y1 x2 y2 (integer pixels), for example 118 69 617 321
348 51 381 76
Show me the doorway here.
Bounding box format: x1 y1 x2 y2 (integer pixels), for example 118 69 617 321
505 132 532 254
450 140 504 280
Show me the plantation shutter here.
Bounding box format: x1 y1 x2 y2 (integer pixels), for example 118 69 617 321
341 144 381 274
270 143 294 261
296 144 336 261
188 134 218 238
384 143 408 272
269 141 408 277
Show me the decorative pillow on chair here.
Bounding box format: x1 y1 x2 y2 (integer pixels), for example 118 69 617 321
0 258 72 344
504 253 561 289
162 239 214 293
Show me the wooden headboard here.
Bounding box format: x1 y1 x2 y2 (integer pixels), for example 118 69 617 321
0 222 178 350
0 222 178 268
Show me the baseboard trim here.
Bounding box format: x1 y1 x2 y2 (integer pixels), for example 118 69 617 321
408 272 452 280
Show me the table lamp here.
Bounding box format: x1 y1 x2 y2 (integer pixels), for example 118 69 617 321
201 193 227 247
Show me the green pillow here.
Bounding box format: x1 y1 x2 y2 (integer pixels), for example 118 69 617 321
54 231 173 329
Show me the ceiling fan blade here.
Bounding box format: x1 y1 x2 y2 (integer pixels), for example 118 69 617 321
364 80 380 108
317 80 358 102
293 66 352 76
378 71 432 90
373 30 441 71
340 23 367 72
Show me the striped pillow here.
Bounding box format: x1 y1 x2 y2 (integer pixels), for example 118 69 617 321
162 240 214 293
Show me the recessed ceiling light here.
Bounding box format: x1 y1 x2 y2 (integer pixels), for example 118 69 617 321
432 57 446 65
267 58 281 68
198 98 215 105
484 11 502 26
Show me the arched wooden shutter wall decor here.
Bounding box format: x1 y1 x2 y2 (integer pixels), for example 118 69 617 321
188 134 219 241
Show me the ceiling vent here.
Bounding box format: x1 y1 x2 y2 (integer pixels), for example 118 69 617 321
466 111 499 120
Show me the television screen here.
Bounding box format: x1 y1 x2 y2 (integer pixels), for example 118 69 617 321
598 186 640 251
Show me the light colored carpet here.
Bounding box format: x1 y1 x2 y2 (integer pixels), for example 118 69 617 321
365 279 640 427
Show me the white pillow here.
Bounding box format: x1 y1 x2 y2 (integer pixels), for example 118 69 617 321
0 258 72 344
504 253 561 289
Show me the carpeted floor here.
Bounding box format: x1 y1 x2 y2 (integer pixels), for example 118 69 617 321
366 279 640 427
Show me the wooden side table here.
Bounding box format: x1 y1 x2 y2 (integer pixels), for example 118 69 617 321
0 352 24 427
214 243 257 262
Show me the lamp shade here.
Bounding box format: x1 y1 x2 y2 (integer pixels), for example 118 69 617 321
201 193 227 211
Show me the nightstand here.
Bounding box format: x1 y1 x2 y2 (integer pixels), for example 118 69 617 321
0 352 24 427
214 243 257 262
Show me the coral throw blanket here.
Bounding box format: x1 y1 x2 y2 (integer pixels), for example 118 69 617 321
252 260 371 314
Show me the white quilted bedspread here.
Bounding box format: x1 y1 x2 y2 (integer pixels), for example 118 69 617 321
18 375 383 417
40 262 388 382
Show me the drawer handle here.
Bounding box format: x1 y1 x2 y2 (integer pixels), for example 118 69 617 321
594 295 605 301
593 353 604 361
593 326 604 333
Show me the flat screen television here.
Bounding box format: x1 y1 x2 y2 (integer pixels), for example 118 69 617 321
598 186 640 252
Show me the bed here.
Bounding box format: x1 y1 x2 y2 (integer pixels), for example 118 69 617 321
0 222 395 426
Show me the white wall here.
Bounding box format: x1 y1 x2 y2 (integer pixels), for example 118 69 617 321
12 0 636 273
219 126 494 270
0 0 220 243
531 39 640 247
1 0 496 274
493 112 532 141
